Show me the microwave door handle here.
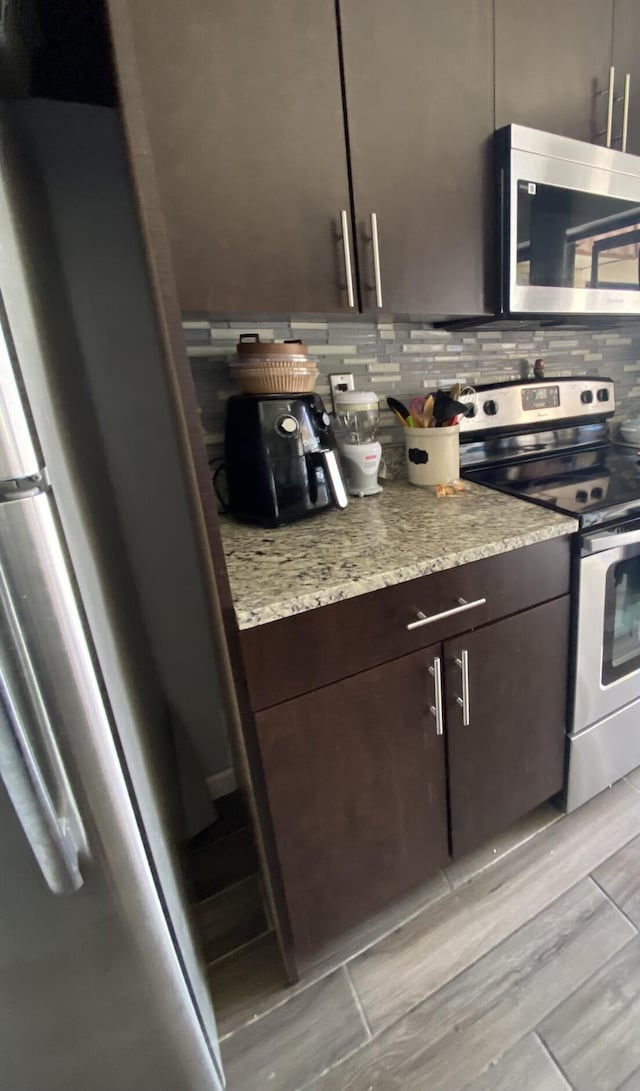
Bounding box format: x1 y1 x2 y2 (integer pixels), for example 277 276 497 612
320 448 348 510
590 244 600 289
583 529 640 554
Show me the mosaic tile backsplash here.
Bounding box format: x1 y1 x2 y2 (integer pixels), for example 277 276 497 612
184 317 640 469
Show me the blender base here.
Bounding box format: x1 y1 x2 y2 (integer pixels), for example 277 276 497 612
347 482 383 498
339 441 383 498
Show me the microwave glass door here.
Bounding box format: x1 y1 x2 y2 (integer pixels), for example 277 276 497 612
517 182 640 292
508 145 640 314
603 553 640 684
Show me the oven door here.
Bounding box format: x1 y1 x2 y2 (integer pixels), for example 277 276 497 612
506 130 640 315
574 524 640 731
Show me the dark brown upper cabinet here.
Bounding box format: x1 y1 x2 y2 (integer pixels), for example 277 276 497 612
495 0 614 145
339 0 493 317
120 0 354 314
110 0 494 317
611 0 640 156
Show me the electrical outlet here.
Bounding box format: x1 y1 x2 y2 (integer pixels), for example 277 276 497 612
328 372 355 413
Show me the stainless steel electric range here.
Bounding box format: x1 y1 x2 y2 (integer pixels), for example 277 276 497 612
460 375 640 811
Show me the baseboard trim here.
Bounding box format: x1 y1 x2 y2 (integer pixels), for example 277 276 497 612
206 768 237 800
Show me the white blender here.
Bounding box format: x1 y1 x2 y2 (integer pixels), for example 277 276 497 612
334 390 383 497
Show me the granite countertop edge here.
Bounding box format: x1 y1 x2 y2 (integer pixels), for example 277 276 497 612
232 515 578 630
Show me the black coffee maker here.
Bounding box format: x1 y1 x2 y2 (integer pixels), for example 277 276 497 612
225 393 348 526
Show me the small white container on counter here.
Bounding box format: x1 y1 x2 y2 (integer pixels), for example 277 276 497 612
620 419 640 445
404 425 460 486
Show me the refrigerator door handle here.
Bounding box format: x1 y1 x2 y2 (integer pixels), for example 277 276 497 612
0 678 84 894
0 301 41 481
0 491 92 897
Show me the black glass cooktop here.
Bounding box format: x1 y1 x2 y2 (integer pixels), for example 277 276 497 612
464 443 640 527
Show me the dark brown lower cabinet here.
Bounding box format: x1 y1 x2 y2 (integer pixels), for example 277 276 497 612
255 645 449 957
445 596 570 858
241 541 572 965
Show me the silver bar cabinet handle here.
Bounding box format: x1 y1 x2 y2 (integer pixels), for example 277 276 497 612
606 65 616 147
407 596 486 632
455 649 471 727
622 73 631 152
370 212 383 309
428 656 444 736
340 210 355 308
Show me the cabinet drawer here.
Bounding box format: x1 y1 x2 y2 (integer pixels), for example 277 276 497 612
241 535 571 710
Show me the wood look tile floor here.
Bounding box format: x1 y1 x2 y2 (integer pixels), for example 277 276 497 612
209 780 640 1091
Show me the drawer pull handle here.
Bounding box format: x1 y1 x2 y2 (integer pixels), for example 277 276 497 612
406 596 486 631
428 656 444 736
455 649 471 726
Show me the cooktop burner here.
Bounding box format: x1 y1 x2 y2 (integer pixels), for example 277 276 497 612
464 443 640 527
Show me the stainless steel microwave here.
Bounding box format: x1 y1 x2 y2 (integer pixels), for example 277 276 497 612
498 125 640 317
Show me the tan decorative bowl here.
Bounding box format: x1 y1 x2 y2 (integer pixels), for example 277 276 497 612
231 333 318 394
231 364 318 394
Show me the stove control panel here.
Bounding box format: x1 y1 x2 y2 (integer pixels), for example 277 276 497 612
460 377 615 437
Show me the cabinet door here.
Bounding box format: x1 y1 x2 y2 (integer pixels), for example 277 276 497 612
339 0 493 317
255 646 449 956
495 0 614 144
612 0 640 155
445 597 569 859
120 0 354 313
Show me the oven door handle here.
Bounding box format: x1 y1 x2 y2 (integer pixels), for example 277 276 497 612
583 529 640 554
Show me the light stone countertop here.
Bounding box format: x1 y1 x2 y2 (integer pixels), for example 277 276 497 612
219 480 578 630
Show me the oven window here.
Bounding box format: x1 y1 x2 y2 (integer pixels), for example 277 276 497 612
603 556 640 685
516 180 640 291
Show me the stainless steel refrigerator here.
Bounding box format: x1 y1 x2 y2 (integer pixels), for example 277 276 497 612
0 99 226 1089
